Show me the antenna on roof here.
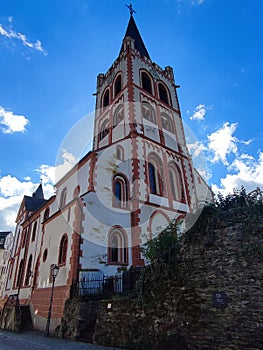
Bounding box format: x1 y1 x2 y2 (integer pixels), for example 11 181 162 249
126 3 136 16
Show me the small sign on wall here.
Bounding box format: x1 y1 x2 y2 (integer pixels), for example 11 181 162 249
212 291 228 309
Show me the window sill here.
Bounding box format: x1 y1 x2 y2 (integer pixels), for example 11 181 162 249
149 193 169 207
108 262 128 266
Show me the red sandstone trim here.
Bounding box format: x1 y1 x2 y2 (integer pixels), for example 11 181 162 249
88 152 98 192
67 198 84 285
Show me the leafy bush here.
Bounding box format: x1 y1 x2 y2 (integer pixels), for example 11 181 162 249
142 220 180 264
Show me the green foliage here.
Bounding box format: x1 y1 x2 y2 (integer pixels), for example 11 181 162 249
215 185 249 210
184 186 263 246
142 220 180 264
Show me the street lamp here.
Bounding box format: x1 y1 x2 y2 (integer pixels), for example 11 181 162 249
45 264 59 336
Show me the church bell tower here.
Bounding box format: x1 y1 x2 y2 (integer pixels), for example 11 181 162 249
90 11 199 267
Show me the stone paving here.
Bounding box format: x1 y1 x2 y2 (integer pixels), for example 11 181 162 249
0 330 124 350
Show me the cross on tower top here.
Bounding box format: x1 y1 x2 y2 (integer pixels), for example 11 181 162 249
126 3 136 16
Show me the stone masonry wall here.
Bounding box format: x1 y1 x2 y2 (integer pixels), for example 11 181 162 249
94 203 263 350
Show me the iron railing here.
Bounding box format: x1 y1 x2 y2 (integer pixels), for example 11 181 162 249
76 270 141 299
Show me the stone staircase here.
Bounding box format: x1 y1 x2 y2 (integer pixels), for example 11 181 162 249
20 305 33 331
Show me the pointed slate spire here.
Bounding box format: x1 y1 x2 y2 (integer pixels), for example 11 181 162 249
32 183 44 200
120 14 150 59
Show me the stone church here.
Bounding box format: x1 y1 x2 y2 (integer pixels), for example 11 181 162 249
3 13 212 332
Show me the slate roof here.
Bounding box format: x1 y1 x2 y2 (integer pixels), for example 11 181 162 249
32 183 44 199
0 231 12 249
0 231 12 239
24 196 47 212
120 15 150 59
24 184 47 212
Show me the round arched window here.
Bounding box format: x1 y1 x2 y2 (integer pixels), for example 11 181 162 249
43 249 48 262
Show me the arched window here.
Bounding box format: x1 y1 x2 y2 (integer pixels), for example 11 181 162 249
141 71 153 94
24 254 32 286
114 74 122 97
102 89 110 107
158 82 169 105
148 156 163 196
16 259 24 288
22 229 27 248
169 163 185 202
43 249 48 262
73 185 80 198
111 235 119 262
108 228 128 264
44 207 50 221
113 175 129 208
113 106 124 127
58 234 68 265
116 146 124 161
60 187 67 209
142 103 156 123
99 119 109 141
31 221 37 242
161 113 174 133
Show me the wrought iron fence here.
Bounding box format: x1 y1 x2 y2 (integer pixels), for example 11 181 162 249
76 269 141 299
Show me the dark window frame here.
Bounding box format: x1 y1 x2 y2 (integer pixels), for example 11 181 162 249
58 234 68 266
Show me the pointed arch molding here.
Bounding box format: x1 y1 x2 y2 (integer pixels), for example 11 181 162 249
113 72 123 98
140 70 153 95
168 161 186 203
148 210 170 240
112 172 129 209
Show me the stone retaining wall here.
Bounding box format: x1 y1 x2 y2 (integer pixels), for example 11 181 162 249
94 205 263 350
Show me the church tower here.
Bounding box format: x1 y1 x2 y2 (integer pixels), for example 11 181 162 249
86 12 202 268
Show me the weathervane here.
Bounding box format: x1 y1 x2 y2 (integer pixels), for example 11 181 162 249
126 3 136 15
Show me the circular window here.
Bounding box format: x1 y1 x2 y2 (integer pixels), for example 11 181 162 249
43 249 48 262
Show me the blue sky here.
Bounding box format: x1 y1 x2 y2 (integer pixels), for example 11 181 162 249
0 0 262 231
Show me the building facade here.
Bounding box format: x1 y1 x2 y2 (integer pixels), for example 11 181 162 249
0 232 13 305
4 14 212 332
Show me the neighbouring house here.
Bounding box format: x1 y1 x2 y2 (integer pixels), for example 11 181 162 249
0 232 13 305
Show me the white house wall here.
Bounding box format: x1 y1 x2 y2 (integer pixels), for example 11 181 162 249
39 213 73 288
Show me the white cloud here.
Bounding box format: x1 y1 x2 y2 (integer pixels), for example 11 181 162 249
189 104 211 121
0 149 78 231
195 167 212 181
0 174 53 232
207 122 239 165
0 175 34 197
177 0 205 6
211 152 263 196
0 22 47 55
37 164 56 185
192 0 204 4
187 119 262 197
187 141 206 158
61 148 77 165
0 106 29 134
37 149 77 185
240 139 253 146
187 141 211 181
